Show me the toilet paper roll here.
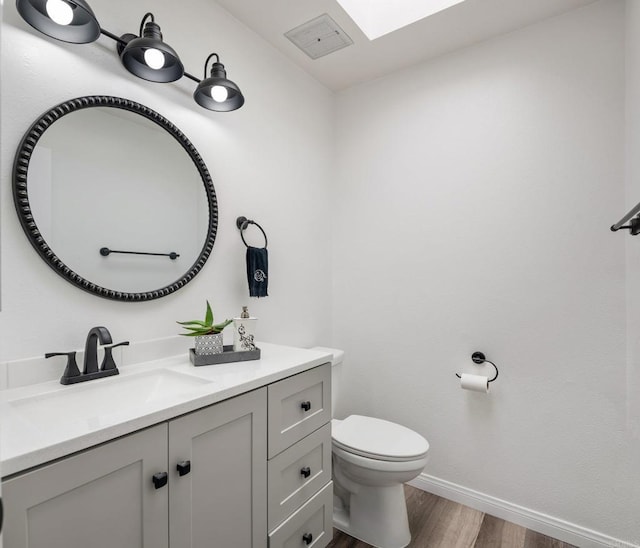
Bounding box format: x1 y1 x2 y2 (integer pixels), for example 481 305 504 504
460 373 489 393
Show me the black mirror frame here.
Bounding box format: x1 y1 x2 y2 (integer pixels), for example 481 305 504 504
13 95 218 302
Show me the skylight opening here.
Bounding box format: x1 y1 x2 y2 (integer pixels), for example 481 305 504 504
335 0 468 41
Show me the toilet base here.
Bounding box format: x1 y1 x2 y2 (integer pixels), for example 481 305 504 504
333 483 411 548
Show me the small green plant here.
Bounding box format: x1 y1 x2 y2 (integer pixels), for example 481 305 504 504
177 301 232 336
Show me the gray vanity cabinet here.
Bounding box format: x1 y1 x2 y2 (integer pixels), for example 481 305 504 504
3 423 170 548
2 388 267 548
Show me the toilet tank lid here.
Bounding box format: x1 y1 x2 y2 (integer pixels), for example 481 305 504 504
332 415 429 460
309 347 344 366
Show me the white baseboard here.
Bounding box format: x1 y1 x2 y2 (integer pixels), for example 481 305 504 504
408 474 638 548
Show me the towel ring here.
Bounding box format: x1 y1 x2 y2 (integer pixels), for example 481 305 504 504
455 351 499 383
236 216 268 248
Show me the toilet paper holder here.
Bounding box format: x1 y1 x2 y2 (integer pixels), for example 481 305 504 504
456 352 499 383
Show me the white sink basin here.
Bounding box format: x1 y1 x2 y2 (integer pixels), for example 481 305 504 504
7 369 212 430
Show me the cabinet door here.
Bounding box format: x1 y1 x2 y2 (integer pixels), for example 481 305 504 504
169 388 267 548
2 424 168 548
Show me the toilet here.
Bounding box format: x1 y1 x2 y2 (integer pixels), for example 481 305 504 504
311 347 430 548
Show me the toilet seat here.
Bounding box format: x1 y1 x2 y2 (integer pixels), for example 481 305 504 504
332 415 429 462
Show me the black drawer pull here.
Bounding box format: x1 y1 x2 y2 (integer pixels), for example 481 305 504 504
302 532 313 545
300 466 311 478
301 401 312 412
177 460 191 476
152 472 168 489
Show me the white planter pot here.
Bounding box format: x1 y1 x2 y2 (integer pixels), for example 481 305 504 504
194 333 224 356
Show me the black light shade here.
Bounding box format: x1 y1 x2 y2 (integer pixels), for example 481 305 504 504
193 54 245 112
119 13 184 83
16 0 100 44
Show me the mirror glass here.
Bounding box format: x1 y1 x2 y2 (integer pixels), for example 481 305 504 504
14 97 217 301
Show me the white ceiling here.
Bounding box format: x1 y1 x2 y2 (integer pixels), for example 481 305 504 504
216 0 598 91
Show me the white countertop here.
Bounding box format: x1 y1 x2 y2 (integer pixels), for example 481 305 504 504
0 343 332 478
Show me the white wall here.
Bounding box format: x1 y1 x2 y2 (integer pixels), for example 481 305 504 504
626 0 640 444
0 2 4 545
0 0 334 361
333 0 639 543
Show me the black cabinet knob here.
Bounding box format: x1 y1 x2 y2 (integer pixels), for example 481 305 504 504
301 401 312 412
302 532 313 545
300 466 311 478
177 460 191 477
152 472 168 489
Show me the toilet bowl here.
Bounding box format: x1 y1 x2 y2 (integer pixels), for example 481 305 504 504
310 347 430 548
331 415 429 548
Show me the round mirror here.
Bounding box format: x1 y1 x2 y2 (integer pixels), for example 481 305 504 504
13 96 218 301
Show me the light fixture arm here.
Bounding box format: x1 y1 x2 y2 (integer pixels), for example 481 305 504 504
100 28 128 47
139 12 154 36
137 12 164 43
204 53 220 77
183 72 201 84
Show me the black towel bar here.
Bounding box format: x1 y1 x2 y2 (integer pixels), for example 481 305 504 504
611 200 640 235
100 247 180 260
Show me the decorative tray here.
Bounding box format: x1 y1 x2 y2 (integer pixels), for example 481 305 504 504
189 346 261 366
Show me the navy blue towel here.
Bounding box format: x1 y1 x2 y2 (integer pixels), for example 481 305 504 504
246 246 268 297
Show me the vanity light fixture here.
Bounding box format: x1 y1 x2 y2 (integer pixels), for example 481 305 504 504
118 13 184 83
15 1 245 111
16 0 101 43
193 53 245 112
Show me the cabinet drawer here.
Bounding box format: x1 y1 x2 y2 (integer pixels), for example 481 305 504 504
268 481 333 548
268 364 331 458
268 423 332 530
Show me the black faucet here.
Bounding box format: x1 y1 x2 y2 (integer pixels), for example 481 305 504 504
46 326 129 385
83 326 113 374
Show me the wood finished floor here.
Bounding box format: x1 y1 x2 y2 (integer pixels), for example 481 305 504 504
326 485 576 548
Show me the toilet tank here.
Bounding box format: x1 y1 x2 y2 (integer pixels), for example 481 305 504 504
310 347 344 416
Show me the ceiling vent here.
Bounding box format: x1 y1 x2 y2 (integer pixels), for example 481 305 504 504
284 14 353 60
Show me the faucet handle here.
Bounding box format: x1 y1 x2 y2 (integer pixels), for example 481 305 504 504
108 341 130 349
101 341 130 372
46 351 81 385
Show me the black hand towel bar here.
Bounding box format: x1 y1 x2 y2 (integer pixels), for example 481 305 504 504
100 247 180 260
611 200 640 235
